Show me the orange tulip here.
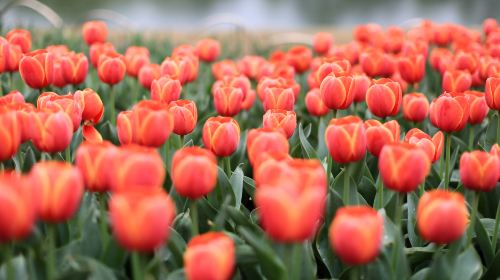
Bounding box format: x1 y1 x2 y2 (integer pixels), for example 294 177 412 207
305 88 329 116
365 78 402 118
430 92 469 132
262 110 296 138
241 89 256 110
359 49 396 78
75 141 118 192
202 116 240 157
325 116 366 163
6 29 31 53
138 63 161 89
402 93 429 122
237 55 267 80
0 109 21 162
4 103 34 143
329 206 383 265
0 172 35 243
211 59 239 81
82 123 103 143
313 32 333 54
160 57 191 84
379 143 431 192
253 151 292 187
405 128 444 163
314 60 351 85
124 46 150 77
150 76 182 103
30 161 84 222
30 110 73 153
257 76 300 101
0 90 24 105
417 190 468 244
464 90 489 125
97 52 126 85
247 128 289 165
213 86 243 116
89 42 115 68
483 18 498 35
109 145 165 193
184 232 235 280
52 58 68 88
109 188 176 252
259 62 295 81
320 75 355 110
37 92 84 131
212 75 251 101
354 23 383 44
432 24 453 47
285 45 312 73
82 21 108 45
460 151 499 192
398 54 425 84
490 144 500 181
352 74 371 103
263 87 295 111
60 52 88 85
364 119 400 157
442 70 472 92
485 77 500 110
168 100 197 136
452 51 478 73
19 49 54 89
74 88 104 124
0 40 22 72
196 38 221 63
172 147 218 199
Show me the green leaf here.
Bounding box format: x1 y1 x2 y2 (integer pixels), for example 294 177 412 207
473 214 494 264
165 228 187 268
298 122 318 159
407 193 425 247
242 176 256 197
450 247 483 280
230 167 244 209
317 117 328 159
315 224 343 278
165 268 185 280
483 251 500 279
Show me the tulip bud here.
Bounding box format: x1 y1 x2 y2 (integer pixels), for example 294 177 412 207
0 90 24 105
237 55 266 80
442 70 472 92
211 59 239 80
60 52 88 85
97 52 126 85
89 42 115 68
184 232 235 280
263 87 295 111
75 141 118 192
453 51 478 73
285 45 312 73
0 41 22 72
241 89 256 110
417 190 468 244
402 93 429 122
325 116 366 163
151 76 182 103
247 128 289 165
202 116 240 157
196 38 221 63
19 49 54 89
360 49 396 77
160 57 190 84
168 100 197 135
352 74 371 103
315 60 351 84
320 75 355 110
30 110 73 153
30 161 84 222
110 189 176 252
138 64 161 89
485 77 500 110
398 54 425 84
262 110 296 138
430 92 469 132
0 110 21 161
313 32 333 55
253 151 292 187
365 78 402 118
6 29 31 53
172 147 218 199
491 144 500 182
364 119 400 157
82 21 108 45
124 46 150 77
460 151 499 192
305 88 329 116
405 128 444 163
74 88 104 124
329 206 383 265
213 86 243 117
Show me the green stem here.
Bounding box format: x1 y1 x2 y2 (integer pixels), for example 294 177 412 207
350 266 359 280
394 193 402 231
3 244 14 280
444 133 451 190
326 155 333 187
343 164 350 205
467 191 480 247
46 224 56 280
9 72 14 90
224 157 232 177
190 200 199 237
289 243 302 280
332 109 337 119
0 162 4 172
376 174 384 209
352 102 358 116
99 193 109 251
491 202 500 252
65 146 71 163
468 125 475 151
109 85 116 126
131 252 143 280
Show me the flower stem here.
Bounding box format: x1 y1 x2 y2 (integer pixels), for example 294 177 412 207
394 192 403 230
491 202 500 252
224 157 232 177
468 125 475 151
289 243 302 280
99 193 109 251
190 200 199 237
332 109 337 119
376 174 384 209
46 224 56 280
350 266 359 280
326 155 333 188
343 164 350 205
65 146 71 163
131 252 143 280
444 133 451 190
109 85 116 125
2 244 14 280
467 191 480 247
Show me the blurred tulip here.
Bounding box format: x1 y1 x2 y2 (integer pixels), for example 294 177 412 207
460 151 499 192
241 89 256 110
263 87 295 111
253 151 293 186
360 49 395 77
402 93 429 122
151 76 182 103
82 124 102 143
442 70 471 92
0 40 22 72
364 119 400 157
172 147 218 199
257 77 300 101
285 45 312 73
237 55 266 80
0 110 21 161
19 49 53 89
485 77 500 110
352 74 371 103
196 38 221 63
247 128 289 165
354 23 383 44
74 88 104 124
30 110 73 153
490 144 500 181
325 116 366 163
405 128 444 163
6 29 31 53
305 88 329 116
110 189 175 252
203 116 240 157
161 57 190 84
60 52 88 85
464 90 489 125
30 161 83 222
0 90 24 105
433 24 453 46
138 64 161 89
75 141 118 192
211 59 239 80
453 51 478 73
213 86 243 116
483 18 498 35
398 54 425 84
168 100 197 135
365 78 402 118
430 92 469 132
97 52 126 85
329 206 383 265
124 46 150 77
417 190 468 244
82 21 108 45
262 110 296 138
37 92 84 131
212 75 251 101
320 75 355 110
89 42 115 67
313 32 333 54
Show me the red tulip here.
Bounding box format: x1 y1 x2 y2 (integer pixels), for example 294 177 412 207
325 116 366 163
160 57 191 84
364 119 400 157
430 92 469 132
262 110 296 138
405 128 444 163
213 86 243 117
0 40 22 72
485 77 500 110
442 70 472 92
97 52 126 85
320 75 355 110
402 93 429 122
0 109 21 162
360 49 396 77
151 76 182 103
89 42 115 68
247 128 289 165
124 46 150 77
202 116 240 157
460 151 499 192
82 21 108 45
19 49 54 89
196 38 221 63
138 63 161 89
305 88 329 116
285 45 312 73
352 74 371 103
313 32 333 54
398 54 425 84
263 87 295 111
365 78 402 118
74 88 104 124
237 55 267 80
30 110 73 153
168 100 197 136
6 29 31 53
60 52 88 85
211 60 239 80
37 92 84 131
464 90 489 125
75 141 118 192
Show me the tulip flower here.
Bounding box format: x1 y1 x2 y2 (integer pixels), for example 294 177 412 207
172 147 218 199
329 206 383 265
365 78 402 118
138 63 161 89
89 42 115 68
0 109 21 162
211 59 239 80
19 49 54 89
74 88 104 124
97 52 126 85
241 89 256 110
212 75 251 101
0 40 22 73
262 110 296 138
82 20 108 45
325 116 366 164
6 29 31 53
37 92 84 131
398 54 425 85
168 100 197 136
417 190 468 244
237 55 266 80
213 86 243 116
257 76 300 101
491 144 500 183
460 151 499 192
60 52 88 85
259 62 296 81
124 46 150 77
359 49 396 78
285 45 312 73
364 119 400 157
253 151 293 186
430 92 469 132
247 128 289 166
75 141 118 192
202 116 240 157
320 75 355 111
30 110 73 153
313 32 333 54
109 188 176 252
315 60 351 83
442 70 472 92
404 128 444 163
305 88 329 116
0 90 24 105
263 87 295 111
402 93 429 123
485 77 500 110
433 24 453 46
196 38 221 62
150 76 182 103
453 51 478 73
160 57 191 84
352 74 371 103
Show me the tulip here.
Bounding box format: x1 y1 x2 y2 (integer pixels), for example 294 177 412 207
485 77 500 110
315 60 351 84
6 29 31 53
82 21 108 45
37 92 84 131
213 86 243 116
417 190 468 244
402 93 429 122
405 128 444 163
241 89 256 110
398 54 425 85
464 90 489 125
365 78 402 118
352 74 371 103
319 75 355 110
51 58 67 88
138 63 161 89
262 110 296 138
202 116 240 157
0 110 21 162
313 32 333 55
196 38 221 63
285 45 312 73
237 55 266 80
0 90 24 105
168 100 197 136
74 88 104 124
325 116 366 164
124 46 150 77
253 151 292 186
263 87 295 111
5 103 34 143
433 24 453 47
364 119 400 157
442 70 472 92
359 49 396 78
97 52 126 85
460 151 499 192
109 188 176 252
483 18 498 35
172 147 218 199
89 42 115 68
211 59 239 81
491 144 500 182
109 145 165 193
75 141 118 192
212 75 251 101
354 23 383 43
0 40 22 73
19 49 53 89
257 77 300 101
259 62 296 81
429 92 469 132
151 76 182 103
305 88 329 116
30 161 83 222
160 57 190 84
329 206 383 265
60 52 88 85
247 128 289 166
30 110 73 153
453 51 478 73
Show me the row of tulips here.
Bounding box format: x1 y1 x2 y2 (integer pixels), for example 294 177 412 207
0 17 500 280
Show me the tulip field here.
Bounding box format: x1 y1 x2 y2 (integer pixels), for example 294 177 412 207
2 19 500 280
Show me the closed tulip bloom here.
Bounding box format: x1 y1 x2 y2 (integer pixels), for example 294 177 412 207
138 64 161 89
60 52 88 85
160 57 191 84
263 87 295 111
124 46 150 77
89 42 115 68
52 58 68 88
253 151 293 186
7 103 35 143
37 92 84 131
75 141 118 192
352 74 371 103
0 41 22 72
364 120 400 157
483 18 498 35
19 49 54 89
417 190 468 244
325 116 366 163
196 38 221 63
0 110 21 162
320 75 355 110
74 88 104 124
366 78 402 118
30 161 84 222
464 90 489 125
285 45 312 73
151 76 182 103
213 86 243 117
6 29 31 53
82 21 108 45
172 147 218 199
212 75 251 101
237 55 266 80
97 52 126 85
453 51 478 73
360 49 396 78
430 92 469 132
329 206 383 265
490 144 500 181
442 70 472 92
315 60 351 84
247 128 289 165
241 89 256 110
109 145 165 192
398 54 425 84
211 59 239 81
0 173 36 242
403 93 429 122
313 32 333 55
30 110 73 153
168 100 197 135
485 77 500 110
110 189 176 252
405 128 444 163
257 77 300 101
305 88 329 116
262 110 296 138
202 116 240 157
116 111 134 145
460 151 499 192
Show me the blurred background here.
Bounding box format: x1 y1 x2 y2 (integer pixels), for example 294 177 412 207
1 0 499 30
